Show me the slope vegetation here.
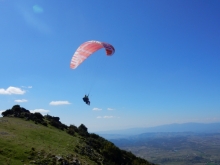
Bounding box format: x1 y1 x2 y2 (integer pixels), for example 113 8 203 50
0 105 155 165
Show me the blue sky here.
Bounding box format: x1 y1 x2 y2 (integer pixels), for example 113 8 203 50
0 0 220 132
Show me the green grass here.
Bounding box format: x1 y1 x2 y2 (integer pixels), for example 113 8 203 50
0 117 95 165
0 116 154 165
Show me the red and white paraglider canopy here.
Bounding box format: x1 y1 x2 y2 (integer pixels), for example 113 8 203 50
70 40 115 69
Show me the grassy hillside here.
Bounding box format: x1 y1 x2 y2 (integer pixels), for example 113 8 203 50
0 117 85 165
0 105 156 165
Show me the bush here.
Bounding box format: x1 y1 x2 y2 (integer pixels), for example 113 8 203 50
49 120 60 129
67 125 77 136
11 105 22 113
1 109 13 117
78 124 89 137
90 133 100 139
34 112 44 120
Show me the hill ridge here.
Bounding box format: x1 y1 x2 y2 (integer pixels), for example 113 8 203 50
0 105 156 165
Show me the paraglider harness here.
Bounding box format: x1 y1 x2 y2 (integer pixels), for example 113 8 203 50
83 95 90 105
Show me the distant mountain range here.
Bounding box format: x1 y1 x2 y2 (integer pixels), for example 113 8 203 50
97 122 220 139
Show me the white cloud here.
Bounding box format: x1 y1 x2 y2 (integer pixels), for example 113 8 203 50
49 101 71 106
14 99 28 103
0 86 25 95
107 108 114 111
30 109 49 115
93 108 102 111
104 116 114 119
21 86 32 89
96 116 102 119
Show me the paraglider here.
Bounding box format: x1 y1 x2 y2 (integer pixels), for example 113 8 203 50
70 40 115 69
82 95 90 105
70 40 115 105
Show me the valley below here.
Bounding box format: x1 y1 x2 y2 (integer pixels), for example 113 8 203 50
109 132 220 165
